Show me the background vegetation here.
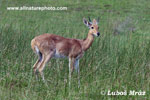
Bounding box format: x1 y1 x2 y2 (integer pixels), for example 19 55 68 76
0 0 150 99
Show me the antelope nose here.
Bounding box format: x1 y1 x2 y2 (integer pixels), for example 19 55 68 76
97 32 100 36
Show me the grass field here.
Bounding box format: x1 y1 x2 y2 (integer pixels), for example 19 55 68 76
0 0 150 100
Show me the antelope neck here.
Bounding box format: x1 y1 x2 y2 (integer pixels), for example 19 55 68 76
82 32 94 51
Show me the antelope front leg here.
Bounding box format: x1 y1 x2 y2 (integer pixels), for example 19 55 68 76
68 57 75 87
75 59 80 88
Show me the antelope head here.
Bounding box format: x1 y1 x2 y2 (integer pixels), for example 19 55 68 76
83 17 100 37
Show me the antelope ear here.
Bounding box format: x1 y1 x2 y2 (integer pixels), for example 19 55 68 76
92 19 98 25
83 18 92 27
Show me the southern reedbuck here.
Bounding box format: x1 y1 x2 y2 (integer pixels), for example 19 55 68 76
31 17 100 86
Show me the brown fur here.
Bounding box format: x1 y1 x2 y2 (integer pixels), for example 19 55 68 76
31 18 100 85
31 34 83 58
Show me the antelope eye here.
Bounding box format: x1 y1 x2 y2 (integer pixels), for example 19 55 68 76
91 27 94 29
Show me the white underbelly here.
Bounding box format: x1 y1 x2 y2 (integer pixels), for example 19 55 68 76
53 50 66 58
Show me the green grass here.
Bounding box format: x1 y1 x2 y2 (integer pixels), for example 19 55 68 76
0 0 150 99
